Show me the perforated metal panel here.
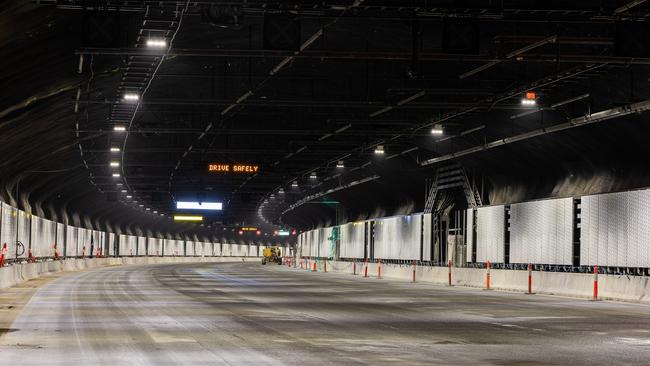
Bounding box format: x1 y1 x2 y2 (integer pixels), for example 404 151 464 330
510 198 573 265
66 226 78 257
581 189 650 267
423 214 432 261
16 210 30 256
465 209 474 263
373 214 421 260
1 203 18 259
476 206 505 263
340 222 365 259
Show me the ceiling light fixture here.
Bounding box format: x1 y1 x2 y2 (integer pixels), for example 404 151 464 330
291 181 298 187
431 124 444 135
176 201 223 210
123 93 139 102
146 39 167 48
336 160 344 168
110 161 119 167
309 172 317 179
110 147 120 152
114 126 126 132
374 145 385 154
112 173 120 178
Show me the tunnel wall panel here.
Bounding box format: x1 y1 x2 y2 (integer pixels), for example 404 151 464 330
476 206 505 263
373 214 421 260
1 203 18 259
581 189 650 267
510 198 573 265
340 222 365 259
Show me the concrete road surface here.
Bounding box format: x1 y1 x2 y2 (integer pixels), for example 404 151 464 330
1 262 649 365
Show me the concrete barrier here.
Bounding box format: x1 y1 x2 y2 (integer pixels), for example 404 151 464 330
318 260 650 304
0 256 250 291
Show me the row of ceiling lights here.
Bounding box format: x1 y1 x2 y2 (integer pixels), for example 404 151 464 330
257 92 539 222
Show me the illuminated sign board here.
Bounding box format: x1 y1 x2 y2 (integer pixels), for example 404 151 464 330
208 163 259 173
241 227 258 231
176 201 222 210
277 230 290 236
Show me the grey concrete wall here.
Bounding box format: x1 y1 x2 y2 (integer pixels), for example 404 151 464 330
301 259 650 303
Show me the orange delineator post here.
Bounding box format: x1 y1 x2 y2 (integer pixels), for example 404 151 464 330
527 263 533 294
448 260 452 286
313 260 317 272
364 258 369 278
377 257 381 279
593 265 599 300
54 243 60 260
0 243 7 267
486 260 491 290
412 260 416 283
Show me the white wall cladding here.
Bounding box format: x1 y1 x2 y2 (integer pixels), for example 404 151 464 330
136 237 146 256
510 198 573 265
30 217 56 258
163 239 182 256
340 222 365 259
1 203 18 259
108 233 115 256
65 226 78 257
465 209 474 263
581 189 650 267
318 227 334 258
186 241 196 256
373 214 421 260
147 238 162 256
476 206 505 263
423 214 432 261
16 210 30 255
56 223 65 255
249 245 258 257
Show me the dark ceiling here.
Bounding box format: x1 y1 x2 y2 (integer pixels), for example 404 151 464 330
2 0 650 238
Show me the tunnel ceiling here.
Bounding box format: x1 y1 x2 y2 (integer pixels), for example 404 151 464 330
2 0 650 234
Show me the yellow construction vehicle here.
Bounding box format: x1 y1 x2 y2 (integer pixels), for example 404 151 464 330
262 246 283 265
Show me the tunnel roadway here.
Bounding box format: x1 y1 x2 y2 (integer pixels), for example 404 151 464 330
0 261 649 365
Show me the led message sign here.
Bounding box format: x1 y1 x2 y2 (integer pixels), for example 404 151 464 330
208 163 259 173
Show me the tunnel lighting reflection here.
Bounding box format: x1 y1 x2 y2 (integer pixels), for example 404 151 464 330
146 39 167 48
174 215 203 222
176 201 222 210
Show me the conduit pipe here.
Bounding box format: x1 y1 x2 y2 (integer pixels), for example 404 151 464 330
421 99 650 166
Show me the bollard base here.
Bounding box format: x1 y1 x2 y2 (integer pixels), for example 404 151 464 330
525 292 536 295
